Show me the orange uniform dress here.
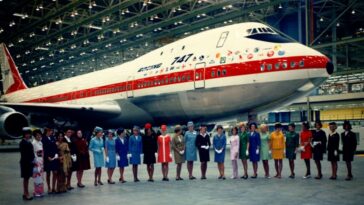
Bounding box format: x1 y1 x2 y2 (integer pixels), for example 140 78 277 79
300 130 312 159
157 135 172 163
270 131 285 159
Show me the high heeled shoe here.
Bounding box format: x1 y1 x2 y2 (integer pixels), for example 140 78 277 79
22 195 33 201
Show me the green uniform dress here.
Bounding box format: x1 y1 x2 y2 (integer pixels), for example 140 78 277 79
285 131 299 160
239 132 249 160
260 132 271 160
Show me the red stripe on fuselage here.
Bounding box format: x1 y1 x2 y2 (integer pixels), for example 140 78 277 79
23 55 328 103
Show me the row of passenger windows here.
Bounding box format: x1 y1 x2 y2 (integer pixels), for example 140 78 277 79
136 75 191 88
211 69 227 78
260 60 305 71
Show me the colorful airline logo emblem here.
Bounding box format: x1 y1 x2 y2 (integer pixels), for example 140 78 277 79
267 50 274 57
254 47 259 53
247 53 253 59
220 57 226 64
278 50 285 56
227 50 233 56
216 53 221 59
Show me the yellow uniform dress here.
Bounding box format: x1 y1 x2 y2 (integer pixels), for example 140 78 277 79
270 131 285 159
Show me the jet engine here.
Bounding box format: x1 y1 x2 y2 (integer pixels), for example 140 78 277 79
0 106 29 139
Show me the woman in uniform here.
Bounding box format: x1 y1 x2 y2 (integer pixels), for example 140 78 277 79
32 129 44 197
157 125 172 181
327 122 339 180
115 128 128 183
172 125 185 181
129 126 143 182
248 123 261 178
230 127 240 179
270 123 285 179
42 127 58 194
238 123 249 179
312 121 327 179
74 130 90 188
196 124 211 180
260 124 271 178
285 123 299 178
142 123 158 182
56 131 72 193
300 122 312 179
213 125 226 180
20 127 35 200
341 120 357 181
89 127 105 186
184 121 198 180
105 130 117 184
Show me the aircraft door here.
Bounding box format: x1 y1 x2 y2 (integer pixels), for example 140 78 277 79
194 62 206 89
126 76 134 98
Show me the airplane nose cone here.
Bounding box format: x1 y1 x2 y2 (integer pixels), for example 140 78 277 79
326 61 334 75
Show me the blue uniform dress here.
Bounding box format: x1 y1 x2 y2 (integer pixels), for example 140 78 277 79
129 135 143 165
249 131 261 162
213 134 226 163
115 137 129 168
184 131 197 161
89 137 105 168
105 137 117 168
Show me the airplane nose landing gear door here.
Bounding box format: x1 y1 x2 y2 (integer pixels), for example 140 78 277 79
194 62 206 89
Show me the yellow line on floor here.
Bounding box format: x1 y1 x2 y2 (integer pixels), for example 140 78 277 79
356 154 364 157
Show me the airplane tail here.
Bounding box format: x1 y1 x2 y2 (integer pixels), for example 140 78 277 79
0 43 28 94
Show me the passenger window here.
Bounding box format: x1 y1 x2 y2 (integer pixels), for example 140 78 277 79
165 78 168 84
290 61 296 68
299 60 304 67
217 70 221 77
195 73 199 79
282 62 287 69
211 71 215 77
182 76 186 81
260 64 265 71
222 69 227 76
187 76 191 81
216 31 229 48
267 64 272 71
275 63 280 69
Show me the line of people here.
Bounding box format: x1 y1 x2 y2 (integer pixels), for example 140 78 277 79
19 120 357 201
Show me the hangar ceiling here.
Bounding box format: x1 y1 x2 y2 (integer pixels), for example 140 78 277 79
0 0 363 87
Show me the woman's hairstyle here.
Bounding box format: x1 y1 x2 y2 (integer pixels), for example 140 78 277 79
32 129 42 137
302 121 310 130
55 131 65 141
315 120 322 128
260 124 268 130
249 122 257 129
343 120 352 130
216 125 223 131
288 123 296 128
174 125 182 133
274 123 282 129
231 126 238 134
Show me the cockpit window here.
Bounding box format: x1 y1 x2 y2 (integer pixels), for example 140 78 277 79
246 33 293 43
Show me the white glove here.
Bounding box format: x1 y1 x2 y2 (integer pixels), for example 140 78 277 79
300 146 305 152
256 149 259 155
201 145 206 149
155 153 158 159
127 153 132 159
205 145 210 150
53 154 59 160
179 150 185 155
106 156 110 163
215 149 219 153
102 147 105 152
268 150 272 155
312 141 319 147
169 153 172 158
284 150 286 155
141 153 144 158
116 155 120 161
334 150 338 156
37 167 41 173
245 150 249 156
71 154 77 162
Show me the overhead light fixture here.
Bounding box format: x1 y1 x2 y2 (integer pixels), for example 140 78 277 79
336 22 340 27
0 27 3 33
57 36 63 41
29 32 35 37
13 13 28 19
9 21 16 27
83 39 89 45
16 54 21 58
278 4 282 9
18 38 24 43
55 18 62 24
352 10 355 15
320 17 324 22
35 46 49 51
41 25 48 31
8 43 14 47
88 24 102 30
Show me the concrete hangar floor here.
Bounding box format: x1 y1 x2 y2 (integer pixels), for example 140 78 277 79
0 151 363 205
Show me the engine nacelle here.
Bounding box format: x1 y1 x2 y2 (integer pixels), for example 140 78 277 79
0 107 29 139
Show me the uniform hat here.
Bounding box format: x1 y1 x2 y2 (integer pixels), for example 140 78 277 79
94 126 103 133
161 124 167 132
249 122 257 129
133 126 140 131
174 125 182 133
343 120 352 130
145 123 152 129
288 123 296 128
329 122 337 126
107 129 114 133
116 128 125 135
22 127 32 134
187 121 194 127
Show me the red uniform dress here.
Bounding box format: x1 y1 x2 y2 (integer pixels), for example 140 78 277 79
300 130 312 159
157 135 172 163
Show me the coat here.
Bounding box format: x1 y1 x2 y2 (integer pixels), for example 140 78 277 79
196 133 211 162
89 137 105 168
285 131 299 160
341 131 357 162
157 135 172 163
42 135 59 171
260 132 271 160
64 136 77 171
184 131 198 161
213 134 226 163
300 130 312 159
129 135 143 165
327 132 340 162
172 134 186 164
271 131 285 159
312 129 327 161
19 139 35 178
73 137 91 171
230 135 239 160
105 138 117 168
248 131 261 162
115 137 129 168
239 132 249 160
142 133 158 164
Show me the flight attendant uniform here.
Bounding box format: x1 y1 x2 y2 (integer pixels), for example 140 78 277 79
341 131 357 162
300 130 312 159
73 137 91 171
271 131 285 159
260 132 271 160
213 134 226 163
172 134 186 164
32 139 44 197
129 135 143 165
230 134 239 178
196 133 211 162
20 138 35 179
142 132 158 165
285 131 299 160
89 137 105 168
248 131 261 162
312 129 327 161
327 131 340 162
115 137 129 168
184 130 198 161
105 138 117 168
157 135 172 163
239 131 249 160
42 135 59 172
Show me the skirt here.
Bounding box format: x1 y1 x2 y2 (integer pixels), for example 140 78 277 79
272 149 284 160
